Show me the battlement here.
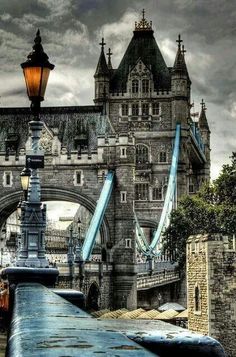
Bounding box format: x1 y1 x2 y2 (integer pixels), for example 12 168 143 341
187 233 236 255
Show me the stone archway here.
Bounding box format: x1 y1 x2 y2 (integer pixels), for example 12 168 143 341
0 186 111 244
87 281 100 311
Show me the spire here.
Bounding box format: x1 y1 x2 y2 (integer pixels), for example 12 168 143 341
106 48 113 70
134 9 152 31
199 99 210 131
172 34 190 79
94 37 109 77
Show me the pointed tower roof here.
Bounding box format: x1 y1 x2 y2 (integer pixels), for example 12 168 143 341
199 99 210 131
94 38 109 77
110 10 171 92
172 35 190 81
106 48 113 70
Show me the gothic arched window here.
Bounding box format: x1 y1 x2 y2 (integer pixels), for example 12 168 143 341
142 79 149 93
132 79 139 93
135 183 149 200
159 151 167 163
152 187 162 200
152 102 160 115
136 144 149 164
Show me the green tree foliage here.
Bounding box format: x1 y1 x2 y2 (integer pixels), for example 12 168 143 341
164 153 236 269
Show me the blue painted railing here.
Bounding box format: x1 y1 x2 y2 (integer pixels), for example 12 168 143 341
190 122 205 154
82 171 114 261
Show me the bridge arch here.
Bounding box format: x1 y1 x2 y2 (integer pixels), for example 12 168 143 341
0 186 111 244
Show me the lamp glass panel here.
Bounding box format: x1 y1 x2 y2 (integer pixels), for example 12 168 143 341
21 174 30 191
23 67 42 98
40 67 50 98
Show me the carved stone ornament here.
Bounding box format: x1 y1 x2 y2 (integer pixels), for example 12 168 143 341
39 124 53 154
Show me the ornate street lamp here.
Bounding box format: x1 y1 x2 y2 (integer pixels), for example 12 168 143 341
20 167 31 201
21 29 54 114
75 219 82 263
67 225 75 288
16 30 55 268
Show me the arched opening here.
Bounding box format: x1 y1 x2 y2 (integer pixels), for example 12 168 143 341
87 282 100 311
0 188 111 267
101 248 107 262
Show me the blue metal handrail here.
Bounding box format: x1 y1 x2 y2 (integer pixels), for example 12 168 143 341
190 122 205 153
82 171 114 261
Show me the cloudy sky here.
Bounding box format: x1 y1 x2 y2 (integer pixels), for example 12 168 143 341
0 0 235 179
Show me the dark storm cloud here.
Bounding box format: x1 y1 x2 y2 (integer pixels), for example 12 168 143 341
0 0 235 178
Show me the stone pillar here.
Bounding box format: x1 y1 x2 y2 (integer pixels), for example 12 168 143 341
112 136 137 310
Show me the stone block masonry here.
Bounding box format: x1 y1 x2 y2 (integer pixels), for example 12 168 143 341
187 234 236 357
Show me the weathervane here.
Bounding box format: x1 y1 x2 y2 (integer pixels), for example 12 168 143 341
99 37 106 51
176 34 183 50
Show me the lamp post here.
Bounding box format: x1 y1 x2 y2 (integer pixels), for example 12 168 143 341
16 30 54 268
75 219 82 263
67 225 75 289
74 219 84 291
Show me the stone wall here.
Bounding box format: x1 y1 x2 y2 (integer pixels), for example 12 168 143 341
187 234 236 357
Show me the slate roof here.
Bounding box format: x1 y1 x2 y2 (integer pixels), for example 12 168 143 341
173 46 191 83
94 49 109 77
198 107 210 131
0 105 113 152
110 28 171 92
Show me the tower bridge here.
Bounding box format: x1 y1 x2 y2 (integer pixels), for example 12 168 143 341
0 13 210 310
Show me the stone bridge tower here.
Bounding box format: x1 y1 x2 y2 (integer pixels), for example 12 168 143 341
94 11 210 245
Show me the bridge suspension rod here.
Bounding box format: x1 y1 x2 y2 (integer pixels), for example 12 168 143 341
82 171 114 261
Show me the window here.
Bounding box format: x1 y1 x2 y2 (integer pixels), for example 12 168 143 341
159 151 167 163
125 238 132 248
142 79 149 93
194 285 201 312
152 102 160 115
135 183 149 200
121 104 128 116
142 103 149 116
74 170 83 186
132 79 139 93
3 171 12 187
132 103 139 116
120 147 127 158
136 144 149 164
120 191 127 203
152 187 162 200
189 178 194 193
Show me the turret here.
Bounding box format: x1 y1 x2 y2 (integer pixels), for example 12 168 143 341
94 38 110 105
199 99 210 162
171 35 191 126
